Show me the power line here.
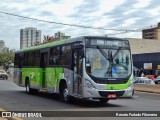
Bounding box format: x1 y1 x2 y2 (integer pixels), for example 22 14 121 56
1 11 158 37
0 11 138 32
107 31 128 36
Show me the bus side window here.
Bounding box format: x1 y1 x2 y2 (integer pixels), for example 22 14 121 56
49 47 60 65
14 54 19 68
59 45 71 67
28 52 34 66
34 51 40 66
23 53 28 66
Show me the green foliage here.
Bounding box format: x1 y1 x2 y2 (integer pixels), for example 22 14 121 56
0 49 15 66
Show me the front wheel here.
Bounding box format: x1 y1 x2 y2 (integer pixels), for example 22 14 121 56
60 84 73 103
99 98 109 103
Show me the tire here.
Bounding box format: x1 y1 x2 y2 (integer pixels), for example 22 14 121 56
99 98 109 103
60 83 72 103
26 81 36 94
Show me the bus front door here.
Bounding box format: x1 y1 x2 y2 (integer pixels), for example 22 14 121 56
40 52 48 89
73 49 83 96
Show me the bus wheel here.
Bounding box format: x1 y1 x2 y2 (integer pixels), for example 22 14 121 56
63 88 69 102
26 81 30 94
99 98 109 103
26 81 34 94
60 83 72 103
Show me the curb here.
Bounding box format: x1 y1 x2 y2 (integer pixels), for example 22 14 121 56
134 84 160 94
135 90 160 94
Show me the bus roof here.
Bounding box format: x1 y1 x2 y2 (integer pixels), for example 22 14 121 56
17 36 128 53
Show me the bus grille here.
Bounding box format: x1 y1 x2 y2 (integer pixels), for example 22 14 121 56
98 91 125 97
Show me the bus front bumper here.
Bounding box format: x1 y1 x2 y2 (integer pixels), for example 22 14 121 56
83 86 134 99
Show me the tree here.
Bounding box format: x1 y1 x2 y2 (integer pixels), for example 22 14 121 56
34 35 59 46
0 49 15 68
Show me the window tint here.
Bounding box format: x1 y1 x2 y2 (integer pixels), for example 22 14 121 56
14 53 19 67
49 47 60 65
34 51 40 66
28 52 34 66
23 53 28 66
59 45 71 66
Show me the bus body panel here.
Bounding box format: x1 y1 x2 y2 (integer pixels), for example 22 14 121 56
21 68 43 88
13 36 134 101
45 68 56 92
106 80 131 90
13 68 22 86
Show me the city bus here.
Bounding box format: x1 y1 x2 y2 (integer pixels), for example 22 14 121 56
14 36 134 103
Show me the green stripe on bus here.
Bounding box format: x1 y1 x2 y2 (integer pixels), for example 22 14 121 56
106 80 131 90
21 40 66 52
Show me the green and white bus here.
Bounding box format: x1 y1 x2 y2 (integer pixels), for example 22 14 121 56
14 36 134 103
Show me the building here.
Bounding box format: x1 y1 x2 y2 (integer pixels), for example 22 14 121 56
142 22 160 40
54 31 71 40
129 38 160 76
0 40 5 50
20 27 41 49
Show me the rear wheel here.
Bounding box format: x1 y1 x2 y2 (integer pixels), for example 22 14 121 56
26 80 37 94
26 81 30 94
99 98 109 103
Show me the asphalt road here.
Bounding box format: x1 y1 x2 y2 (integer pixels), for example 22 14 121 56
0 79 160 120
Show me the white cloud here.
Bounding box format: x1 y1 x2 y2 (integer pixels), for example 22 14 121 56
124 9 137 15
121 18 141 27
148 8 160 16
0 0 160 50
133 0 151 8
39 0 82 17
100 0 126 14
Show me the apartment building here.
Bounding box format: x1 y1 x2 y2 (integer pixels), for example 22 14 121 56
142 22 160 40
54 31 71 40
20 27 41 49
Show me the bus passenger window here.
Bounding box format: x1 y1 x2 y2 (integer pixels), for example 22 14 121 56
59 45 71 66
49 47 60 65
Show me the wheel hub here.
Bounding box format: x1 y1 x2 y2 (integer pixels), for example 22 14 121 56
63 89 69 101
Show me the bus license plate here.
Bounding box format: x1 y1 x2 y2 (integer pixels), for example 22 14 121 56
107 94 116 98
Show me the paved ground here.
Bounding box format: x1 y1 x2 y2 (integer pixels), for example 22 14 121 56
0 79 160 120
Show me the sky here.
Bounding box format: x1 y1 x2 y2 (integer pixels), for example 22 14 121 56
0 0 160 50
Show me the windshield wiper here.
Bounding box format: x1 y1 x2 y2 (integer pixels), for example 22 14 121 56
112 47 123 59
97 46 112 77
97 46 110 60
112 47 128 71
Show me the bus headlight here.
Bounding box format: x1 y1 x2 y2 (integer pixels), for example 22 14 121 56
85 79 96 89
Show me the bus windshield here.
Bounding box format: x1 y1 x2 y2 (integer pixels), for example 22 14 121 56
85 47 132 78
